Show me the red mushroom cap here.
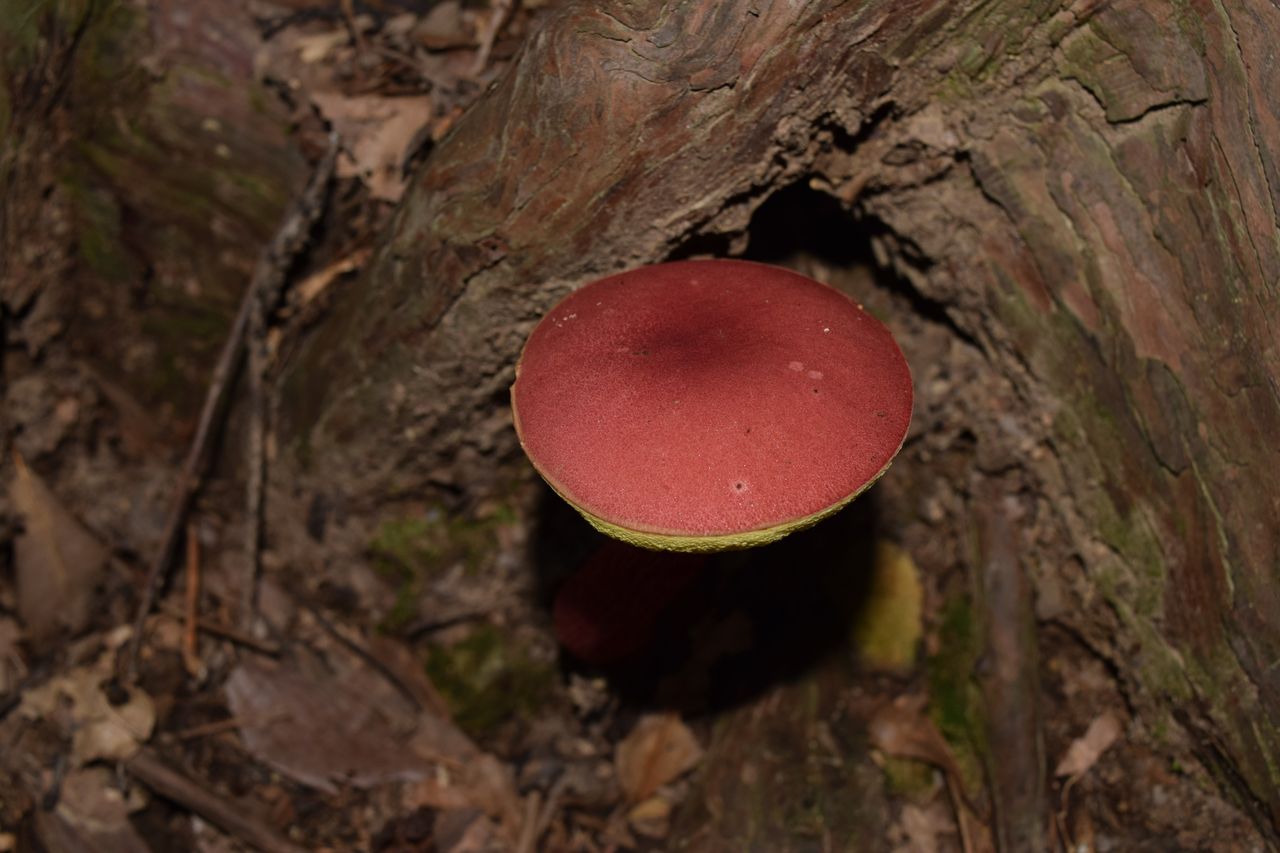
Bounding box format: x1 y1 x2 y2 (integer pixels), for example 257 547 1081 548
511 260 912 551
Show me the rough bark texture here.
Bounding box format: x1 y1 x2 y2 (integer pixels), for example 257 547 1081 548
2 0 306 426
279 0 1280 841
1 0 306 561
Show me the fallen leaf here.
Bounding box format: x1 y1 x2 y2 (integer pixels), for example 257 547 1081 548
20 629 155 765
460 753 524 834
1054 711 1123 778
411 1 473 50
310 93 433 202
435 811 502 853
871 695 992 817
615 713 703 803
892 800 955 853
291 248 372 308
85 369 158 459
295 29 349 64
9 452 105 646
35 767 149 853
0 616 27 695
226 658 458 793
868 696 965 786
627 795 672 839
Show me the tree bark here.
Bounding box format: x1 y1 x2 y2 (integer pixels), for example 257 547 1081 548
279 0 1280 842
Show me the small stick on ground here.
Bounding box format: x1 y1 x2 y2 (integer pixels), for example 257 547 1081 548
299 598 428 714
124 280 252 679
946 772 977 853
242 131 340 630
127 748 309 853
339 0 368 56
125 133 339 677
518 774 570 853
182 519 205 678
171 712 288 741
159 602 282 657
515 789 542 853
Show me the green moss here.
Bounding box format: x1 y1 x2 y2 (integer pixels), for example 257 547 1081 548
59 171 134 281
370 516 441 632
1249 719 1280 787
0 0 85 67
926 593 987 793
425 623 554 739
1151 712 1171 744
956 42 992 78
372 509 506 575
881 756 939 803
852 541 924 673
369 509 513 631
371 517 442 575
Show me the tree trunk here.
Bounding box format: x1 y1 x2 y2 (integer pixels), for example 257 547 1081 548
279 0 1280 843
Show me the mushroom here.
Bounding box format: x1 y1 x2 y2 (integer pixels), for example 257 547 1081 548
553 540 707 665
511 259 912 552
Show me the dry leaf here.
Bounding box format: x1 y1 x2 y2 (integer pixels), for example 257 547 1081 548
892 800 956 853
464 753 524 843
35 767 150 853
435 811 502 853
292 248 372 308
627 795 672 839
615 713 703 803
10 452 105 645
310 93 433 201
0 616 27 695
868 696 965 785
1054 711 1123 778
295 29 349 64
412 1 473 50
20 629 155 765
86 368 158 458
226 658 447 793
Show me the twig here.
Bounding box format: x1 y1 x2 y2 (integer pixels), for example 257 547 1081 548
402 608 489 638
182 519 204 678
242 131 340 630
298 598 427 714
171 712 287 742
126 748 309 853
1055 774 1082 853
471 0 516 75
515 789 542 853
339 0 368 57
946 771 976 853
126 133 338 677
125 272 253 679
158 602 282 658
518 774 570 853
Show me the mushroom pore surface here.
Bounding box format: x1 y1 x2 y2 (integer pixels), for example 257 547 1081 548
511 260 913 551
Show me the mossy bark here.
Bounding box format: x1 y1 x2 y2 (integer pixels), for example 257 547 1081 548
278 0 1280 844
1 0 305 432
